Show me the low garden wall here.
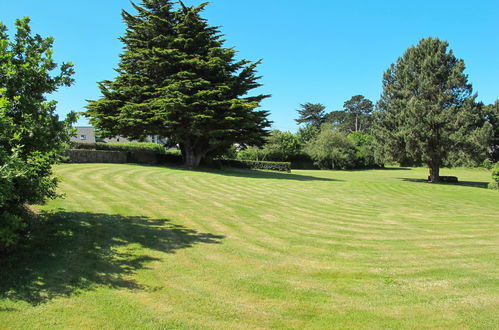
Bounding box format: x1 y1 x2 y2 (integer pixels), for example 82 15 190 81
66 149 184 165
67 149 128 163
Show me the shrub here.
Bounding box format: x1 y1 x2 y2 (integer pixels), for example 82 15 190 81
236 147 268 161
304 125 357 169
490 163 499 190
236 148 315 169
482 158 494 170
347 131 382 168
221 159 291 172
264 130 302 161
1 18 75 250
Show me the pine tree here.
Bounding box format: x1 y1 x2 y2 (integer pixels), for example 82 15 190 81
86 0 271 167
484 101 499 162
295 103 327 128
374 37 492 183
343 95 373 132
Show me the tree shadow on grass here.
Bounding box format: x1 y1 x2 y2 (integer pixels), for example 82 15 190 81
399 177 489 189
0 211 224 306
125 163 339 181
207 168 341 182
373 166 412 171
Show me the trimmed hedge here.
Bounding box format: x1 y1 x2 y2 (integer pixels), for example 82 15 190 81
221 159 291 172
73 142 167 154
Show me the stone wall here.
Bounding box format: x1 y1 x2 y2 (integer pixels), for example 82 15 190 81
67 149 128 163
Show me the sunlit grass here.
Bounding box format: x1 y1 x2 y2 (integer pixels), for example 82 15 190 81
1 164 498 328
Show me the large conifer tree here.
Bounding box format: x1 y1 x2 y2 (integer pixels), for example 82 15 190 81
86 0 270 167
374 37 491 183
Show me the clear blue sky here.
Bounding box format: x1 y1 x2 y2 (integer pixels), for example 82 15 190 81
2 0 499 132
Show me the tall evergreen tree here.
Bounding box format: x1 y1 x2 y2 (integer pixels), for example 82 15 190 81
484 100 499 162
295 103 327 128
86 0 270 167
343 95 373 132
374 37 491 183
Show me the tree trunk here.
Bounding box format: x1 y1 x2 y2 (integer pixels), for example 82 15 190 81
428 161 441 183
184 149 203 168
355 114 359 132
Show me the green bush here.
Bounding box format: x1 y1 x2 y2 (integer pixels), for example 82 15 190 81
303 125 382 169
236 148 268 161
347 132 382 168
1 18 75 250
73 142 167 154
304 125 357 169
482 158 494 170
221 159 291 172
490 163 499 190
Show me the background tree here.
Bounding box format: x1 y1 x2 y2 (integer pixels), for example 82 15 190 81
0 18 75 249
343 95 373 132
324 110 349 132
484 100 499 162
304 124 356 169
296 124 319 146
86 0 270 167
295 103 327 128
264 130 301 161
374 37 492 183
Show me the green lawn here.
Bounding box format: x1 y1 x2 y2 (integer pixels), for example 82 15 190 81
1 164 498 329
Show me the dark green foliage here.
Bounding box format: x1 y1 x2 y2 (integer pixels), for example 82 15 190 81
221 159 291 172
73 142 167 154
373 37 492 183
295 103 327 128
347 132 381 168
86 0 270 168
157 152 183 165
342 95 374 132
325 110 349 132
323 96 374 133
484 101 499 162
0 18 75 249
443 102 494 167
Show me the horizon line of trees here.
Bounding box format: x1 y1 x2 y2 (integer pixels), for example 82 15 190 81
238 89 499 172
